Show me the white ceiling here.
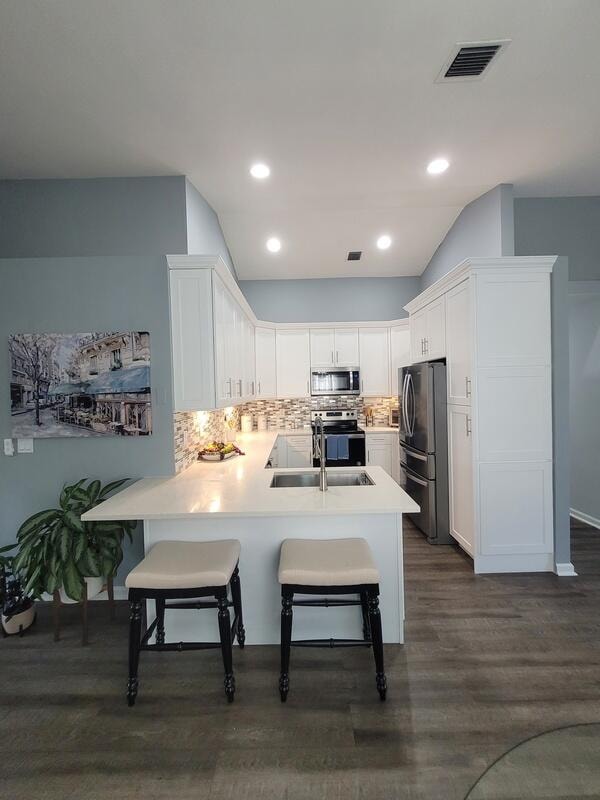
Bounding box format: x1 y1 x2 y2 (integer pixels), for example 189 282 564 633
1 1 599 279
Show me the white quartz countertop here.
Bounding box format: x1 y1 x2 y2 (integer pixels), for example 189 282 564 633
82 430 419 521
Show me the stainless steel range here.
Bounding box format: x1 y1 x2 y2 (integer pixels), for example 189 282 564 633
310 409 366 467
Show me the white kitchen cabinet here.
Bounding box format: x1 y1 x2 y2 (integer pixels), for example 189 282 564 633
410 296 446 363
310 329 335 368
276 329 310 398
359 328 390 396
334 328 359 366
310 328 359 368
255 327 277 398
445 280 472 405
366 433 394 477
242 314 256 401
285 435 313 468
390 324 410 397
447 404 474 556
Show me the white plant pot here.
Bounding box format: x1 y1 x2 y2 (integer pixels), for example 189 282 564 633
2 603 36 635
59 576 104 604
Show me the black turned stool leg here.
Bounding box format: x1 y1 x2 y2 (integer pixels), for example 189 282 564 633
217 593 235 702
230 566 245 648
279 588 293 702
367 590 387 701
360 591 371 643
127 599 143 707
155 597 166 645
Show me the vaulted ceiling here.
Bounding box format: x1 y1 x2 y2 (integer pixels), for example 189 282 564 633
1 1 599 278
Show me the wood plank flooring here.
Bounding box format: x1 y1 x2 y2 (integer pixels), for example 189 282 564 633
2 519 599 800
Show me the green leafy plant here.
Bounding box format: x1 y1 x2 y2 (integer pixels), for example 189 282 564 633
13 479 135 601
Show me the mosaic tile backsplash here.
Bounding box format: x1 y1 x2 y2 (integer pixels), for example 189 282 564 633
174 396 398 473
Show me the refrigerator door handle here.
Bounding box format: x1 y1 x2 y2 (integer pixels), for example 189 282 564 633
407 373 416 437
401 372 409 435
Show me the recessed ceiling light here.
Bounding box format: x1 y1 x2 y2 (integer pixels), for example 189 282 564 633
250 162 270 179
427 158 449 175
266 237 281 253
376 234 392 250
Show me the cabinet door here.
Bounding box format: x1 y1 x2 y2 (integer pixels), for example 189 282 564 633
425 296 446 359
334 328 359 366
285 435 313 468
230 299 244 403
448 404 474 555
359 328 390 396
310 329 335 368
366 438 393 475
390 325 411 397
213 274 235 407
255 327 277 398
242 315 256 401
276 329 310 398
410 309 428 363
170 268 216 410
446 280 472 405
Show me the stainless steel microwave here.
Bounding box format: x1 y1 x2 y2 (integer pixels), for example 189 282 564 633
310 368 360 396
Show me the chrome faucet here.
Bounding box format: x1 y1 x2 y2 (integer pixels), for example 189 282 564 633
315 416 328 492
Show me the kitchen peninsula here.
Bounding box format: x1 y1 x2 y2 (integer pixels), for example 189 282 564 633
83 430 419 644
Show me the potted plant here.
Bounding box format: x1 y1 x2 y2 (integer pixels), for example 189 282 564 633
0 544 36 636
90 414 109 433
13 479 135 603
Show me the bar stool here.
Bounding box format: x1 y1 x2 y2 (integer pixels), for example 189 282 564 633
125 539 245 705
277 537 387 702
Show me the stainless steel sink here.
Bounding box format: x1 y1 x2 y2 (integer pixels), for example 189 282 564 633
270 471 374 488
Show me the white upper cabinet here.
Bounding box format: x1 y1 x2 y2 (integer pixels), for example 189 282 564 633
359 328 390 396
276 329 311 398
334 328 359 366
390 324 410 398
241 314 256 401
310 328 359 368
169 268 216 411
310 329 335 368
255 327 277 399
410 296 446 363
445 280 472 405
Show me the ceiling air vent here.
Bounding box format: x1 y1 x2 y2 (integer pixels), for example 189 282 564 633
436 40 510 82
347 251 362 261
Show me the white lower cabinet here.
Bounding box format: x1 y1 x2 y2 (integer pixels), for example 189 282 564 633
447 405 475 556
366 433 398 481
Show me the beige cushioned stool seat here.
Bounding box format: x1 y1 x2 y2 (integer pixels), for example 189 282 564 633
278 538 379 586
126 539 241 589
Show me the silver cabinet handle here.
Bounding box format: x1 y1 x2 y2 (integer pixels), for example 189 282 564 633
226 378 232 398
424 337 429 354
258 381 261 395
361 378 364 393
331 350 334 364
238 379 243 396
466 377 472 398
466 415 472 437
420 338 424 355
251 380 255 396
306 380 310 394
336 350 339 364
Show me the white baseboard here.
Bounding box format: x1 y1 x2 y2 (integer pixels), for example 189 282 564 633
555 562 578 577
570 508 600 530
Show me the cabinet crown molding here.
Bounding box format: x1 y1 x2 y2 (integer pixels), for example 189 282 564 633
404 256 558 315
167 254 410 330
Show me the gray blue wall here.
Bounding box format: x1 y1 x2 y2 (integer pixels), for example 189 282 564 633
420 184 514 290
240 276 421 322
0 177 188 257
515 197 600 281
0 256 173 578
568 282 600 525
185 179 237 280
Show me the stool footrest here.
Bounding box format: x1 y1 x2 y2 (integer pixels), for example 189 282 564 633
141 641 222 652
165 600 232 610
292 598 362 608
292 637 371 648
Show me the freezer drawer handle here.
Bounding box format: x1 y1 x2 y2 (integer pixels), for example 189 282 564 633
401 447 427 461
406 472 428 487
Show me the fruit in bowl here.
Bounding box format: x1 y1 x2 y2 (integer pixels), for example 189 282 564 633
198 441 245 461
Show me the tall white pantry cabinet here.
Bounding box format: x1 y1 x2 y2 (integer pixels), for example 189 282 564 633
405 256 557 574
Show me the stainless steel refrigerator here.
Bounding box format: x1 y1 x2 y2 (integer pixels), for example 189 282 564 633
398 362 451 544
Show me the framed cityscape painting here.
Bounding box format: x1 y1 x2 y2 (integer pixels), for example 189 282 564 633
9 331 152 438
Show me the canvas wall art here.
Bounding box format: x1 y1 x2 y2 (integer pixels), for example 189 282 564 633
9 331 152 438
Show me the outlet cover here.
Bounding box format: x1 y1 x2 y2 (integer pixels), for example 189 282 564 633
17 438 34 454
4 439 14 456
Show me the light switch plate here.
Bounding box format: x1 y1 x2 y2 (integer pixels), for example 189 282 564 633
17 438 34 454
3 439 14 456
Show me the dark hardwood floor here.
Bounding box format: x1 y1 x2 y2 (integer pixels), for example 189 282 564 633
2 519 599 800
